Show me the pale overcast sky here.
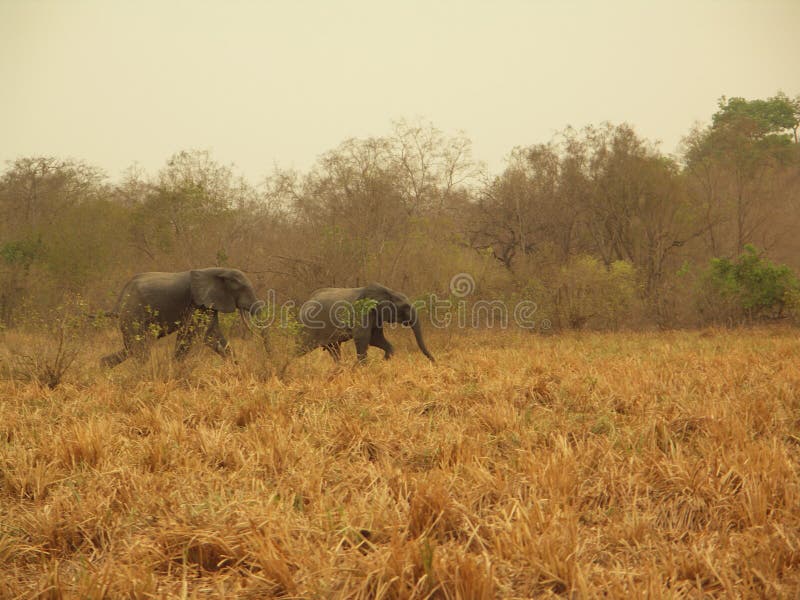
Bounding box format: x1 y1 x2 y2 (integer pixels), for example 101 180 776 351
1 1 798 182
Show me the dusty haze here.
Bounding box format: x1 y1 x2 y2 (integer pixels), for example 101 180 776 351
1 0 799 180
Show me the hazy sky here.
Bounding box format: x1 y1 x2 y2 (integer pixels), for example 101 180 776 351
2 1 798 182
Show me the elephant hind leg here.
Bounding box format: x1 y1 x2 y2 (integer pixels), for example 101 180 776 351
102 325 147 368
353 331 370 364
174 310 231 360
120 320 156 363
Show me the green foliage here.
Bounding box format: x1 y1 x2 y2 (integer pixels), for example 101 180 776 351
1 98 798 332
0 238 41 267
279 308 304 339
217 311 239 335
712 95 796 137
553 256 638 330
687 93 797 172
352 298 378 326
676 261 691 278
699 245 799 324
508 277 553 331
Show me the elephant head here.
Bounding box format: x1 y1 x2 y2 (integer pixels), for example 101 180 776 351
362 283 435 362
190 268 258 327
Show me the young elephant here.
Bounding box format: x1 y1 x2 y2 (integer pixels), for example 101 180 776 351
297 283 434 363
100 268 258 368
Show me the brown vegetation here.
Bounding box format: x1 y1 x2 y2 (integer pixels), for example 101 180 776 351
1 90 799 597
2 94 799 332
1 327 798 597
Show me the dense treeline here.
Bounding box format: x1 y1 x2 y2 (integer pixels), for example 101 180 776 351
1 93 799 330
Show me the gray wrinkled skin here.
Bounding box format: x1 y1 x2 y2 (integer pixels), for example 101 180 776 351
297 282 434 364
100 268 258 368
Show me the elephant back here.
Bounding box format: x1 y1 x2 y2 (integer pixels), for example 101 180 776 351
121 271 193 325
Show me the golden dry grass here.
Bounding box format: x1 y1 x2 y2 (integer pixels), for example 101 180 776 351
0 326 799 598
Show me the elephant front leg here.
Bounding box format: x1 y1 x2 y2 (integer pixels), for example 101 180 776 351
369 327 394 360
203 312 232 359
206 331 232 358
353 329 370 363
174 309 204 360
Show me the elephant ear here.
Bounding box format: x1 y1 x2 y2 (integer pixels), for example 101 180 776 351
190 270 236 312
361 283 398 325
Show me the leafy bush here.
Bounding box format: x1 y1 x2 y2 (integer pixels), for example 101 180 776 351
698 245 799 324
553 256 638 329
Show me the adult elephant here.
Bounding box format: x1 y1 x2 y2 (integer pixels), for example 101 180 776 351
297 283 434 363
100 267 258 368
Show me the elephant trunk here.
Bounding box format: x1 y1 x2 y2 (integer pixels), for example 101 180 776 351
239 307 258 336
410 311 435 362
241 306 272 351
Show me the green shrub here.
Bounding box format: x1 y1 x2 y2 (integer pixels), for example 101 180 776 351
553 256 638 329
698 245 799 324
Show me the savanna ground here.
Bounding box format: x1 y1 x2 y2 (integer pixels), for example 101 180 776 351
0 325 799 598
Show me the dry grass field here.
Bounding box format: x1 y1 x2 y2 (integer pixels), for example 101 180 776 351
0 326 799 598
